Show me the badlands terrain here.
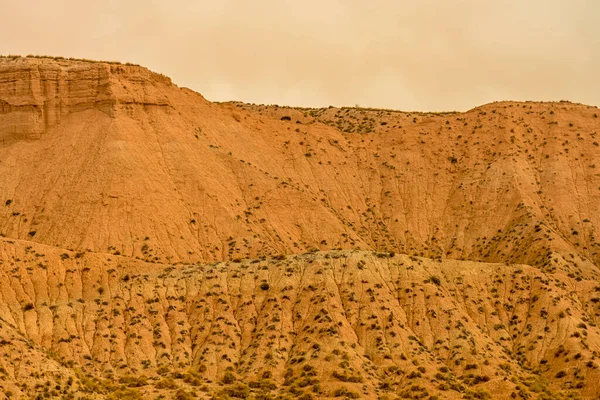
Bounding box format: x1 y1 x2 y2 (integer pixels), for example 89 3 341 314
0 56 599 399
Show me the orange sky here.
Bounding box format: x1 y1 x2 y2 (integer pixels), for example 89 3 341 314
1 0 598 111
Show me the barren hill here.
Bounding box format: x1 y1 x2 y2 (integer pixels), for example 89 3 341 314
0 56 599 399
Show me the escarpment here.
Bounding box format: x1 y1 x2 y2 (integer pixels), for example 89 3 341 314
0 56 599 398
0 57 172 143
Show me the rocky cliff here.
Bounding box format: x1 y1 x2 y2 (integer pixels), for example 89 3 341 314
0 57 171 143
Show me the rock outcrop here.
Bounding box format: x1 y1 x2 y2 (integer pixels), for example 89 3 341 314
0 57 171 143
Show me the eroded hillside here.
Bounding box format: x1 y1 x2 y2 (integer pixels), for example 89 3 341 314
0 56 599 399
0 57 598 270
1 238 600 399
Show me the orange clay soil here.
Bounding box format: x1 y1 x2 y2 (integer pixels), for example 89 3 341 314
0 56 599 399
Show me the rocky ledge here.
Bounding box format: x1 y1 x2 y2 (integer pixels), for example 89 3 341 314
0 56 173 142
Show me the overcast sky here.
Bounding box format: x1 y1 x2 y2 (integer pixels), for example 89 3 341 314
1 0 598 111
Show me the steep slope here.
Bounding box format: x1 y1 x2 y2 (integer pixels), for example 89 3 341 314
0 56 599 399
0 57 599 270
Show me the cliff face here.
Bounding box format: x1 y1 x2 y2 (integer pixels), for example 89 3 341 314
0 57 599 399
0 57 172 142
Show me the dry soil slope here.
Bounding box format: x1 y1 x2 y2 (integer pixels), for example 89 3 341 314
0 57 598 271
1 237 600 399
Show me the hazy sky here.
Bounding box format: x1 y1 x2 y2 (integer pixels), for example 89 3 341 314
1 0 598 111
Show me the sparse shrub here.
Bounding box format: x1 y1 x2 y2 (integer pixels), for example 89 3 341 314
219 383 250 398
118 375 148 387
155 377 178 389
333 387 359 398
332 370 363 383
249 379 277 390
222 371 236 384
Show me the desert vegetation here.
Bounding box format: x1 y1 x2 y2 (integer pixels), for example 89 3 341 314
0 56 598 398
